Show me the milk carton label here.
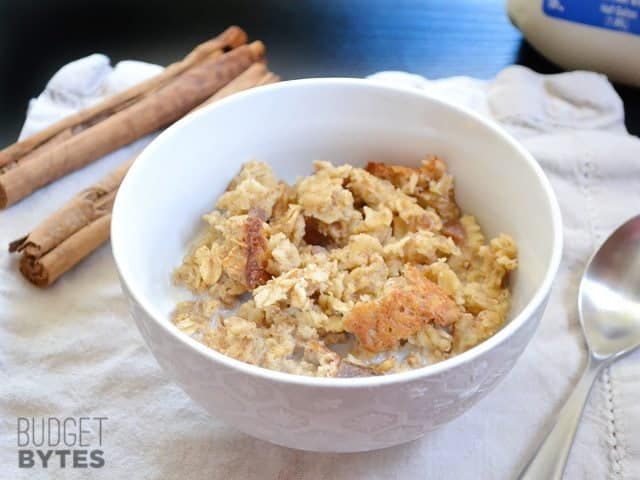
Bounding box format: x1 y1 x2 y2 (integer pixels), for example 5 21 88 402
543 0 640 35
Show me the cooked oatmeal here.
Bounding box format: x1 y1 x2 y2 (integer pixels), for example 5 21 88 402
172 158 517 377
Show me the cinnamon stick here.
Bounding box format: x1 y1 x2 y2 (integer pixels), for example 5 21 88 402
19 215 113 287
256 71 280 87
0 26 247 172
12 62 279 287
9 157 133 257
0 38 264 209
200 62 279 107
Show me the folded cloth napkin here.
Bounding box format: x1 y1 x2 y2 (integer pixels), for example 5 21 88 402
1 56 639 480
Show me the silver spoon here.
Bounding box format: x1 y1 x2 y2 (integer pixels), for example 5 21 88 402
518 214 640 480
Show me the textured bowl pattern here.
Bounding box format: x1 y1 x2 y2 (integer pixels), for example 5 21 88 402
113 79 562 452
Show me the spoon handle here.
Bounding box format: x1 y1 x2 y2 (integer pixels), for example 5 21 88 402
517 355 607 480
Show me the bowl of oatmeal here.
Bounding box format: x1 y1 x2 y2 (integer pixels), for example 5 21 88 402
112 79 562 452
171 158 518 377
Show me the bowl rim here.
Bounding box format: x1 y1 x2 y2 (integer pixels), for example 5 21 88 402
112 77 563 388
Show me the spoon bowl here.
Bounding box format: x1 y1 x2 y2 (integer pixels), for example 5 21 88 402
579 214 640 358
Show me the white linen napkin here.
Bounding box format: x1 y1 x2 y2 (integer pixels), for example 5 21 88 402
1 55 639 480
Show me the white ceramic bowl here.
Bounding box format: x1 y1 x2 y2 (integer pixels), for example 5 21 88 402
112 79 562 452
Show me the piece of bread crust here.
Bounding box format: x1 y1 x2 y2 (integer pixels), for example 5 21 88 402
244 208 271 289
365 162 417 187
343 265 462 352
